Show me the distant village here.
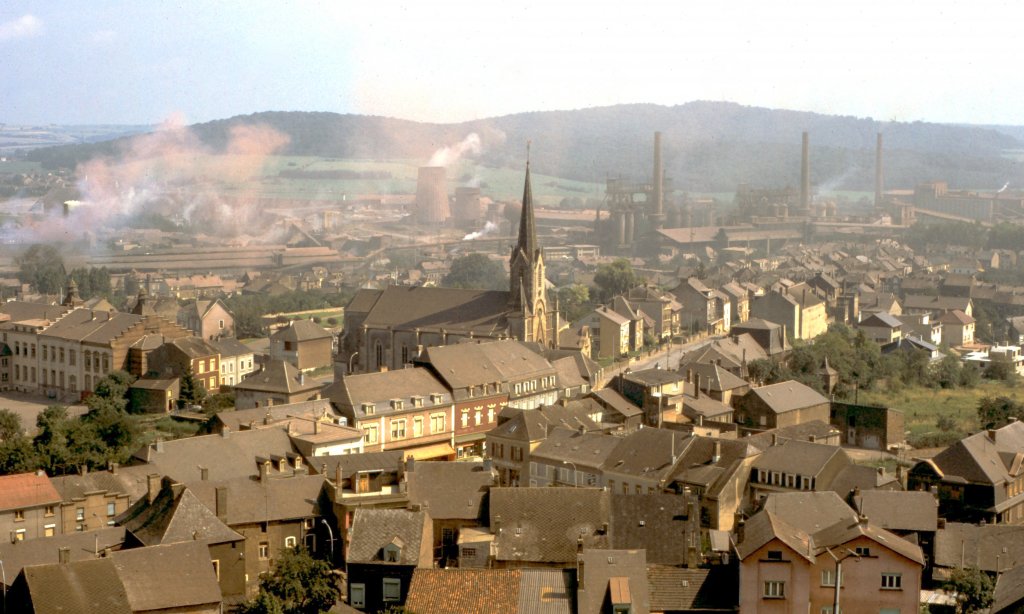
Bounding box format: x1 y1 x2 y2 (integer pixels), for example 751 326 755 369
3 131 1024 614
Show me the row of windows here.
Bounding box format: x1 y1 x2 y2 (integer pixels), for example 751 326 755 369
349 578 401 608
756 469 813 490
512 376 555 396
220 358 254 373
763 571 901 600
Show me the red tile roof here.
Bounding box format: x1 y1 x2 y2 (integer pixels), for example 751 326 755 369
0 472 61 511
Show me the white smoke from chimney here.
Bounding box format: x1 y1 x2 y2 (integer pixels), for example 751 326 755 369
429 133 482 167
998 182 1010 193
462 220 498 241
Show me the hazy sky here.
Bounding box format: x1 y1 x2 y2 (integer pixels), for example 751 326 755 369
2 1 1022 126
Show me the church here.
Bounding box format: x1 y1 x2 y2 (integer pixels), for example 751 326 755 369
340 163 554 374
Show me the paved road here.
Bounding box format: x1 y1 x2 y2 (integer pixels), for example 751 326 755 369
0 391 88 433
604 335 720 380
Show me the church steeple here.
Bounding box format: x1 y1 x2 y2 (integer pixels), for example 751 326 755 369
507 145 549 344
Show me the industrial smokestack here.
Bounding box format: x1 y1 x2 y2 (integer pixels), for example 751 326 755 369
653 131 664 228
416 167 450 224
875 132 884 211
453 186 483 228
800 131 810 213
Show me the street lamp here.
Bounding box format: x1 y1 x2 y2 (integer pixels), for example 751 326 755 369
825 547 860 613
347 352 359 374
320 519 336 563
562 460 578 487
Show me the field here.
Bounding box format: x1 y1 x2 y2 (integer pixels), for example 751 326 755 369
855 380 1023 440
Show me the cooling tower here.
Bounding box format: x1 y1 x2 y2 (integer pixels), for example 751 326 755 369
453 186 483 228
416 166 449 224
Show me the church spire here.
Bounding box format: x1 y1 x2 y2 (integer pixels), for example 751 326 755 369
516 143 537 260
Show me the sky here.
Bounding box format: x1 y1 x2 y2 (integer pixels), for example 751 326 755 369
2 1 1023 127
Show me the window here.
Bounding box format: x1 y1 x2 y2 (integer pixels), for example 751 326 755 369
218 319 225 330
364 424 378 445
285 536 297 548
259 542 269 559
413 417 423 437
474 410 482 426
107 502 116 517
198 360 206 373
44 506 54 517
13 529 25 541
766 550 782 561
430 413 445 433
763 580 785 598
382 578 401 602
461 548 477 557
881 573 902 590
391 419 406 440
391 399 403 411
821 568 835 586
59 348 64 363
76 507 85 521
855 547 871 557
44 524 55 537
461 412 468 428
13 510 24 522
350 584 366 608
362 403 375 415
42 345 47 360
757 469 767 483
212 559 220 580
488 407 495 422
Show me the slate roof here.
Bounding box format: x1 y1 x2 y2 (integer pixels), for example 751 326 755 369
325 366 451 415
746 380 829 414
236 359 324 395
270 318 332 341
312 450 404 481
602 428 692 483
130 425 298 483
672 437 760 498
360 285 511 334
111 541 223 612
531 427 621 470
853 490 939 533
187 474 325 526
924 420 1024 486
50 470 130 501
590 388 643 418
744 420 840 451
213 337 254 358
489 406 600 442
810 517 925 565
211 398 336 432
609 494 693 566
933 522 1024 572
41 309 143 343
736 509 814 562
0 527 126 586
418 340 555 390
992 560 1024 612
937 309 975 325
165 335 220 358
576 549 649 614
679 361 748 392
752 439 847 477
646 565 737 612
761 492 858 534
118 479 243 547
406 460 495 521
0 472 61 511
347 508 429 565
18 558 132 614
860 311 904 329
490 488 610 563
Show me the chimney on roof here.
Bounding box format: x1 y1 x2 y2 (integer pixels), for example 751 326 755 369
200 467 209 481
258 460 269 483
988 429 998 443
712 441 721 464
109 462 118 475
858 513 869 526
771 433 779 447
314 420 320 435
146 473 161 504
299 372 305 386
79 464 87 476
215 486 227 521
406 457 417 474
221 427 229 438
695 375 701 400
578 424 586 436
58 547 71 564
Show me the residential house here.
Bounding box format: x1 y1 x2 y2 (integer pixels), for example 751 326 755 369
589 388 644 430
722 281 750 325
346 508 433 612
527 426 621 488
851 490 939 569
326 367 455 459
902 293 973 318
627 285 682 340
613 367 689 427
234 359 324 410
830 401 906 450
609 295 647 350
679 361 750 406
601 428 691 496
405 459 496 565
938 309 976 347
857 311 904 344
908 420 1024 524
577 548 651 614
486 405 601 487
213 337 255 386
178 298 234 341
736 501 924 614
50 470 131 534
734 381 830 431
580 305 632 358
674 277 726 334
609 493 701 567
897 312 942 347
647 566 738 613
931 522 1024 583
117 476 247 604
489 487 611 568
270 319 333 372
146 336 221 393
670 437 762 531
0 471 62 541
0 526 126 593
881 335 943 363
750 285 827 341
729 319 789 357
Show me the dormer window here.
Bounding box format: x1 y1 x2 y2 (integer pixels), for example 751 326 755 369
382 537 404 563
430 394 443 404
362 403 375 415
390 399 403 411
411 396 423 408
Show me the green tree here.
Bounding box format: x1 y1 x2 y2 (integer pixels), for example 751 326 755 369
0 434 38 475
977 396 1024 430
556 284 591 323
443 253 508 291
934 354 963 389
984 355 1016 382
179 365 208 407
0 409 22 441
17 244 66 294
960 362 982 388
593 259 639 302
945 566 994 613
238 547 338 614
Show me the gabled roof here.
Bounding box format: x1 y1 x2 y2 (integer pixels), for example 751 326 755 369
325 366 450 414
590 388 643 418
0 527 126 586
761 491 858 534
859 311 903 329
212 337 253 358
810 516 925 565
736 509 814 562
417 340 554 390
937 309 975 325
853 490 939 533
347 508 429 565
359 286 511 334
111 541 223 611
752 439 847 477
406 461 495 521
187 474 325 526
926 420 1024 485
0 472 61 511
577 549 649 614
609 494 694 566
602 428 691 482
647 565 737 612
746 380 828 414
18 558 132 614
679 361 748 392
531 427 621 470
236 359 324 394
270 318 332 342
405 569 525 614
165 336 220 358
933 522 1024 572
118 479 243 547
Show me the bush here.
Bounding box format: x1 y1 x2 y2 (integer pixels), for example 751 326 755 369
909 431 966 449
936 415 958 432
326 317 338 326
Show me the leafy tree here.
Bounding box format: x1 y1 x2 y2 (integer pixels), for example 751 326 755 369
17 244 66 294
0 409 22 441
556 284 591 323
960 362 982 388
593 259 639 302
936 415 958 432
202 392 236 413
238 547 338 614
91 371 136 413
977 396 1024 430
443 253 508 291
0 435 38 474
34 405 73 474
945 566 994 613
934 354 963 389
984 356 1016 382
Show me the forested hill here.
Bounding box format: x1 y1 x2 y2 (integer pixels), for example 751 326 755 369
26 101 1024 193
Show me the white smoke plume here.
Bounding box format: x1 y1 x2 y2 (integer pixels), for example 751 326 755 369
462 220 498 241
429 133 482 167
998 182 1010 193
